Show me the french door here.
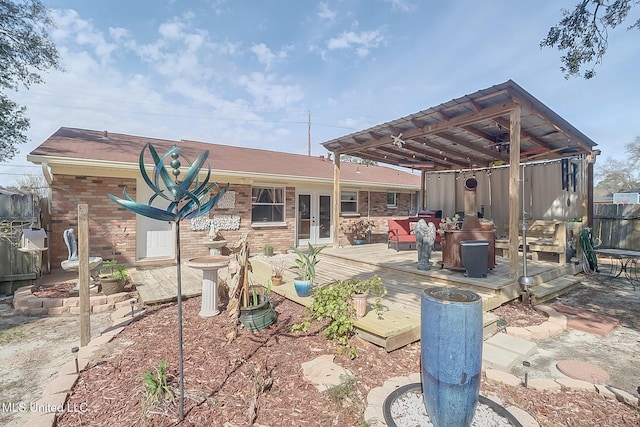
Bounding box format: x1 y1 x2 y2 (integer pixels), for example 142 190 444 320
296 190 332 246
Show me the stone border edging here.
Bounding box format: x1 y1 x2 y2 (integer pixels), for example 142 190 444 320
493 304 639 406
12 285 134 316
20 303 144 427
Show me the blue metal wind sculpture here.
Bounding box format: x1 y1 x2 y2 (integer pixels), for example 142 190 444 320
109 143 228 421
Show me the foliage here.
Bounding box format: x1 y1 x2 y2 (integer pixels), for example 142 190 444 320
98 260 128 281
0 0 61 161
325 374 357 403
263 243 273 255
290 243 325 281
595 136 640 194
142 360 174 405
438 213 461 237
339 154 378 165
342 218 375 240
246 282 271 307
541 0 640 79
104 225 129 261
8 174 48 198
270 257 287 277
291 276 386 359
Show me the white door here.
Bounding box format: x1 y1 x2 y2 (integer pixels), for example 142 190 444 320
136 179 175 260
297 191 332 246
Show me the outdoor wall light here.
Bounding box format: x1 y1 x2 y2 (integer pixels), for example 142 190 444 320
72 346 79 374
522 360 531 388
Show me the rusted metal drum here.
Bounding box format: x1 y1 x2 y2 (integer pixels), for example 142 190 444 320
421 287 483 427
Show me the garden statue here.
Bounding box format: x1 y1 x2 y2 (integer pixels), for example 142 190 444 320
108 143 228 421
415 219 437 271
63 228 78 261
60 228 103 294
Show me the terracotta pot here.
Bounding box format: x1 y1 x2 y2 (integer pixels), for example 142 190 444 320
480 222 494 231
352 293 368 318
271 275 283 286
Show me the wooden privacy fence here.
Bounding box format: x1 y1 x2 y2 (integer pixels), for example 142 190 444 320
0 193 49 295
593 204 640 250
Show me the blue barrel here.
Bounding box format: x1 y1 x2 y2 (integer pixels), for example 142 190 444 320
421 287 483 427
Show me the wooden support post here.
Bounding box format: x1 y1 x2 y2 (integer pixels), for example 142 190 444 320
332 154 341 247
420 170 426 211
78 204 91 347
508 107 521 280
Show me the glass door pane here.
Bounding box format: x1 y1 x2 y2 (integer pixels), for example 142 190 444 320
318 195 331 239
298 194 311 241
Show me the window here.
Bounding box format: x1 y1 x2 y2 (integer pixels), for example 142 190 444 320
251 187 284 222
340 191 358 214
387 192 397 207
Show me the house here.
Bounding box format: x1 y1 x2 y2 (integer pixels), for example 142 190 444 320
595 189 640 204
27 127 421 268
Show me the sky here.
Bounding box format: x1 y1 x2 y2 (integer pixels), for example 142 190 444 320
2 0 639 187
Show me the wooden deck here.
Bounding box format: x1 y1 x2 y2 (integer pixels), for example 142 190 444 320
130 244 583 351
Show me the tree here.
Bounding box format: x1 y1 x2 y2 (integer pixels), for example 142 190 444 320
8 173 48 198
0 0 61 160
340 154 378 165
541 0 640 79
595 137 640 194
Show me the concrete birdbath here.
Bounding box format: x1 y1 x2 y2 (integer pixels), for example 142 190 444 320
185 255 230 317
203 239 228 256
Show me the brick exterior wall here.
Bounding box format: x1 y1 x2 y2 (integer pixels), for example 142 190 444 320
51 175 137 268
49 175 417 266
336 190 415 246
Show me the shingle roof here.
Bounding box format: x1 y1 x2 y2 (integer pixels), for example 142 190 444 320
29 127 421 188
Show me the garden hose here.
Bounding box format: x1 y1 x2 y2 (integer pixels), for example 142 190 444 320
580 227 599 274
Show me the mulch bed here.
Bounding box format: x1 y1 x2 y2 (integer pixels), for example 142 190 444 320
53 293 640 427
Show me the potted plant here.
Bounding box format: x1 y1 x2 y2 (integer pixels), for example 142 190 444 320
98 260 128 295
290 243 325 297
263 243 274 256
344 275 387 318
438 213 461 237
269 258 287 286
239 282 277 331
343 218 375 245
291 275 386 358
479 217 495 231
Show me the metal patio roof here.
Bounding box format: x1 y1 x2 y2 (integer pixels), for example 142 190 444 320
321 80 597 170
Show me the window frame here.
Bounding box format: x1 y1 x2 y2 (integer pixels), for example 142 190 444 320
251 186 286 224
340 190 359 215
387 191 397 208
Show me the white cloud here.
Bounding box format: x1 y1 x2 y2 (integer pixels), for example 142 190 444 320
250 43 288 69
51 9 117 65
326 30 384 57
238 72 304 109
317 3 337 20
383 0 416 12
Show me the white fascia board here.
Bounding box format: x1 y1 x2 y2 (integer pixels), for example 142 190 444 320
27 156 419 191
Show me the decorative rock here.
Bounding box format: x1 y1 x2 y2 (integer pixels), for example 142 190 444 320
555 378 596 391
556 360 610 384
506 405 540 427
527 378 562 391
485 369 522 387
505 326 532 340
301 354 353 392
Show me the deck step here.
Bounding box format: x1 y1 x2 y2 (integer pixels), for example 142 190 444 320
354 310 502 352
528 275 583 305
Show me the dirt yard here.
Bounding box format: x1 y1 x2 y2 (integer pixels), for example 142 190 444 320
0 272 639 426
